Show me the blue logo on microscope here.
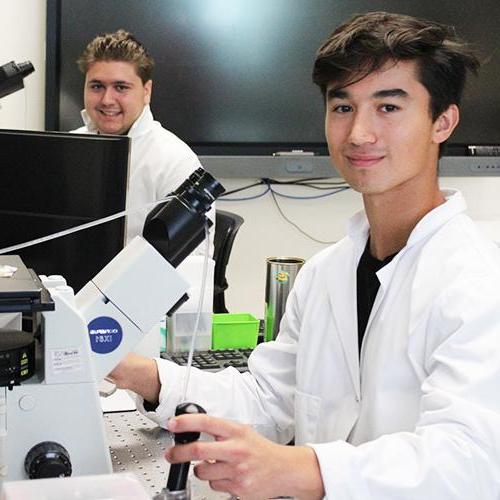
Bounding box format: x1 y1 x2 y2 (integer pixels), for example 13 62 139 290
88 317 123 354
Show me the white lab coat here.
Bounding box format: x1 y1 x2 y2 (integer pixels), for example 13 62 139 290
73 105 206 244
140 189 500 499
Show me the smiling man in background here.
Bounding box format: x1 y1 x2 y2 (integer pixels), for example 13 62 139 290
73 30 204 244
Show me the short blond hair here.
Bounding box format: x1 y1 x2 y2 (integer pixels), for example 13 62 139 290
77 29 154 83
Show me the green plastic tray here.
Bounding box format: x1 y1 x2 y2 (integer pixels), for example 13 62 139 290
212 313 259 349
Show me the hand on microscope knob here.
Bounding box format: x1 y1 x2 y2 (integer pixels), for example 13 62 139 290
166 402 207 492
166 413 325 499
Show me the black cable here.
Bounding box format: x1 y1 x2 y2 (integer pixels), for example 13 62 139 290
291 183 349 191
266 183 341 245
270 186 350 200
262 177 349 190
267 177 347 186
220 180 266 197
218 185 270 202
219 177 349 243
220 177 348 197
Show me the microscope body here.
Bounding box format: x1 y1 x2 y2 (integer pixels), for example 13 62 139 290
4 285 111 480
0 168 223 487
3 236 190 484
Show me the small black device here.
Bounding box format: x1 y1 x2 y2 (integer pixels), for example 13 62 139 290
0 60 34 99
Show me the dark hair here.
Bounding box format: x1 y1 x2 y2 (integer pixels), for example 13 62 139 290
312 11 480 121
77 29 154 84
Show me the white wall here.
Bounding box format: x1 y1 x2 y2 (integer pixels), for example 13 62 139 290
0 0 46 130
218 178 362 317
219 176 500 317
2 2 500 319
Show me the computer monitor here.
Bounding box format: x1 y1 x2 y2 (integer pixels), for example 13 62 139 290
0 130 129 292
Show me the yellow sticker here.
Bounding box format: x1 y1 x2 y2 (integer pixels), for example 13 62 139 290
276 271 289 283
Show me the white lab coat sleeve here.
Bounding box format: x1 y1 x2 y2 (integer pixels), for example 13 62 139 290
136 265 311 443
136 355 295 442
311 273 500 499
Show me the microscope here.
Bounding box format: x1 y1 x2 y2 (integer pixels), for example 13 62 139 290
0 168 224 491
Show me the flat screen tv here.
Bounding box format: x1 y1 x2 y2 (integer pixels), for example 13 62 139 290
46 0 500 156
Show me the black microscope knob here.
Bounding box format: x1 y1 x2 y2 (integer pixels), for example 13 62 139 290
166 402 207 492
24 441 72 479
173 402 207 444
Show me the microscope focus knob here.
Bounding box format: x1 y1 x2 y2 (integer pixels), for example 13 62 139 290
24 441 72 479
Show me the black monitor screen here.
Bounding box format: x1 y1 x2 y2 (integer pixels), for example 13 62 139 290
46 0 500 155
0 130 129 291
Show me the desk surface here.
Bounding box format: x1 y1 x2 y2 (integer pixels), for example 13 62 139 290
104 410 231 499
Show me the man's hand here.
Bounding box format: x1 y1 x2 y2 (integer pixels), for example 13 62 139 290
166 413 324 499
108 353 160 405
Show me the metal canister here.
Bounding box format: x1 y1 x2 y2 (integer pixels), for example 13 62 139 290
264 257 305 341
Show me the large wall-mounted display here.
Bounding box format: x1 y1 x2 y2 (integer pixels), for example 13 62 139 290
46 0 500 156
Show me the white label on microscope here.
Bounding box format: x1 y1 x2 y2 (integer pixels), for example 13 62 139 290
51 347 83 374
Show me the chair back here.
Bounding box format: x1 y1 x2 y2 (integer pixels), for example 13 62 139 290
213 210 244 313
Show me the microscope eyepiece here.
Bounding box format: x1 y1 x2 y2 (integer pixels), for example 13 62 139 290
174 168 225 214
0 60 35 99
143 168 225 267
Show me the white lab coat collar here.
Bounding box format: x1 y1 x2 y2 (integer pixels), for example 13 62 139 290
346 189 465 246
406 188 466 247
376 189 466 288
346 208 370 250
79 105 153 137
345 189 466 287
126 105 154 138
80 108 98 133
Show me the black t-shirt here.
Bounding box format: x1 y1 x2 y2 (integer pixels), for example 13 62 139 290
356 239 397 354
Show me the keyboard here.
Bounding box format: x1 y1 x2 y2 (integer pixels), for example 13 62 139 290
161 348 253 372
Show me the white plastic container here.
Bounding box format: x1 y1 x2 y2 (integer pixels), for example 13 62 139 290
0 472 151 500
167 310 212 351
167 256 214 352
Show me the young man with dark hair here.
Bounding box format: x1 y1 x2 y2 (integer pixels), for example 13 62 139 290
111 12 500 498
73 30 206 244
